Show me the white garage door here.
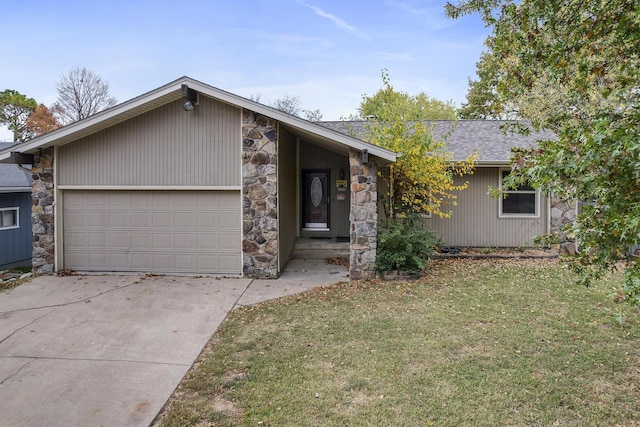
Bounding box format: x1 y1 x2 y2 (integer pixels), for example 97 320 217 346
63 190 241 274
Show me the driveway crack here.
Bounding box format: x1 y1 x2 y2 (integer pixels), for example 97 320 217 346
0 276 145 315
233 279 255 309
0 358 34 386
0 309 54 346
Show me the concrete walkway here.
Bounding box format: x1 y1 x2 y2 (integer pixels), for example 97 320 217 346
0 260 348 427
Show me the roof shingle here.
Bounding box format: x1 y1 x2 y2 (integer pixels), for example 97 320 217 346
318 120 556 163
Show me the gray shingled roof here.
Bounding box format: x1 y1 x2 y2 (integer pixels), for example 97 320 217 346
318 120 557 164
0 143 31 189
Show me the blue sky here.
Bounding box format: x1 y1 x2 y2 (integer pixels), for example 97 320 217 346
1 0 489 141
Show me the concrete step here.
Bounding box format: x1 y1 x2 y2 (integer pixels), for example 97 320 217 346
291 249 350 259
292 238 349 259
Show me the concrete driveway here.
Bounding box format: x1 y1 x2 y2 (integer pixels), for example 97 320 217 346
0 260 348 426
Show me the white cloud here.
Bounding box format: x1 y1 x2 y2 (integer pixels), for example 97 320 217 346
385 0 458 30
299 1 369 40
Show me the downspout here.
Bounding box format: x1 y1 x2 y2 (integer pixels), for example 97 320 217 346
547 192 552 235
389 164 394 219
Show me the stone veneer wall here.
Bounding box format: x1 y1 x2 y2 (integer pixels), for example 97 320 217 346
242 110 279 278
550 196 576 239
32 147 55 274
349 148 378 280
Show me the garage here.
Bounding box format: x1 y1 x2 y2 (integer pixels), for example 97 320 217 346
62 190 241 274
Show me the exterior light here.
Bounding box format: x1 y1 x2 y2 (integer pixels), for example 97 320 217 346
181 84 198 112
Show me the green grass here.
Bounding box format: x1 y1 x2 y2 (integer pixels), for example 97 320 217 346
157 259 640 426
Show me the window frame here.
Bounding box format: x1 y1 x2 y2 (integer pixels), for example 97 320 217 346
0 207 19 230
498 169 540 218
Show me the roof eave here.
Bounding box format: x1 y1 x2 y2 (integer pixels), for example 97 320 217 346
0 187 31 193
0 76 398 163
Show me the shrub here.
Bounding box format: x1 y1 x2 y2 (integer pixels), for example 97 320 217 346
375 215 439 273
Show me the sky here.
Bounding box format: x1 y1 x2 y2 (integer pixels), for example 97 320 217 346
0 0 490 141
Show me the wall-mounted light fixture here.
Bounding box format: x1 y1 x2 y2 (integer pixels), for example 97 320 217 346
181 84 198 112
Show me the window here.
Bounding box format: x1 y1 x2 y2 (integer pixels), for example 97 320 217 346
499 170 538 217
0 208 19 230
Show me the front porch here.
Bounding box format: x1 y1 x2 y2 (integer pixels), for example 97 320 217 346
290 237 350 260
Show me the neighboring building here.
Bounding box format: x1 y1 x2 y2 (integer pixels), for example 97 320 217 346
0 77 397 279
0 143 32 269
321 120 574 248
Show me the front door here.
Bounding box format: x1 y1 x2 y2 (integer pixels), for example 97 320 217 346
303 170 329 229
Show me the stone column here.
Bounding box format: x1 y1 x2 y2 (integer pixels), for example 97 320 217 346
349 148 377 280
31 148 55 274
241 110 278 278
550 196 576 239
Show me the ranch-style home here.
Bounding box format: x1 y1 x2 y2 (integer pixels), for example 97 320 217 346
0 77 397 279
0 76 570 279
321 120 573 249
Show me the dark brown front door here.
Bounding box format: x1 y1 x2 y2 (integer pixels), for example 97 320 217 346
303 170 329 229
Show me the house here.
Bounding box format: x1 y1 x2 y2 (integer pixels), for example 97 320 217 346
0 143 32 269
321 120 573 248
0 77 397 279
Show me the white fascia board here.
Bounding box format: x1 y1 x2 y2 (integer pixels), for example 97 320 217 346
0 187 31 193
473 160 511 167
185 79 399 163
0 80 184 161
0 76 398 163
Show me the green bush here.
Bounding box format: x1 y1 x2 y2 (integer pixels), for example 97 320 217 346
375 215 439 273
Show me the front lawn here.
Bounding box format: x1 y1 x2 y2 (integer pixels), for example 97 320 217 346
156 259 640 426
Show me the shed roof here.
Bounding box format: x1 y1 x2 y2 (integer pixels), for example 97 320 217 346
319 120 557 165
0 143 31 190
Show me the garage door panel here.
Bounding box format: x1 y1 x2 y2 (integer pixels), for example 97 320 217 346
109 253 130 269
131 233 151 249
152 234 173 249
175 212 196 227
109 232 131 248
152 212 172 227
175 234 196 249
109 212 130 227
87 232 106 248
220 212 239 228
217 192 239 208
86 212 108 227
130 193 152 206
63 191 241 274
130 212 150 227
196 212 218 227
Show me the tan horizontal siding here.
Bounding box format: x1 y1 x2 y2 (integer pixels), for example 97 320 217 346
57 96 240 187
426 167 547 247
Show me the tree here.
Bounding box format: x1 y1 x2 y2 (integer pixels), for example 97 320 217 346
360 71 475 218
269 95 323 121
359 79 458 121
27 104 61 137
446 0 640 306
53 66 117 124
0 89 37 141
459 51 515 119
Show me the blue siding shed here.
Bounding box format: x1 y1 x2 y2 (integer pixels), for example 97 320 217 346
1 142 33 269
0 191 32 269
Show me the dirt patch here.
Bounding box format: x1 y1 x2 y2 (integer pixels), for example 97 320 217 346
434 247 558 259
326 257 349 268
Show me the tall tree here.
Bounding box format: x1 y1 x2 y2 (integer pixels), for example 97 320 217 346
27 104 61 136
269 95 323 121
359 78 458 121
0 89 37 141
459 50 514 119
446 0 640 306
53 66 117 124
360 71 475 218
